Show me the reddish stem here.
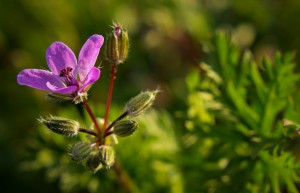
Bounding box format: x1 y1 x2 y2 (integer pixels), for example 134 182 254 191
105 111 128 134
103 64 117 130
82 99 101 136
104 131 114 137
79 128 97 137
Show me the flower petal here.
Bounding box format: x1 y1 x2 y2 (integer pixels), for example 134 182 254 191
46 42 77 76
17 69 64 91
77 34 104 81
46 82 78 94
79 67 100 93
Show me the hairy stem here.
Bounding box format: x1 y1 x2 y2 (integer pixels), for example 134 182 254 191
82 99 101 137
103 64 117 130
105 111 128 134
104 131 114 137
79 128 97 137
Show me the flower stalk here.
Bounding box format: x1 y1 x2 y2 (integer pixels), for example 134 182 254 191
105 111 129 134
104 130 114 137
82 99 101 137
78 128 98 137
103 63 117 130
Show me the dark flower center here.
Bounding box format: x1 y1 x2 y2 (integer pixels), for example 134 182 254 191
59 66 73 77
59 67 78 87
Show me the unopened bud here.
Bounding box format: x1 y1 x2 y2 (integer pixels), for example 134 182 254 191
86 151 103 173
39 116 80 137
69 142 92 162
99 145 115 168
114 120 138 137
105 23 129 64
125 90 158 117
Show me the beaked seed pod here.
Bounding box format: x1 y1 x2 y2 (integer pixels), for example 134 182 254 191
69 142 92 162
125 90 158 117
113 120 138 137
99 145 115 168
39 116 80 137
105 23 129 64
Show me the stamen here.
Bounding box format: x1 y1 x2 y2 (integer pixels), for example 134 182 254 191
67 67 73 73
59 67 78 86
60 69 67 77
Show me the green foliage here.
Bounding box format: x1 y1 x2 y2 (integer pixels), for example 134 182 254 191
184 31 300 192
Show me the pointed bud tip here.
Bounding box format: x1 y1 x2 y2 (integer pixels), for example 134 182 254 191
114 25 122 37
105 22 129 65
125 89 159 117
39 116 80 137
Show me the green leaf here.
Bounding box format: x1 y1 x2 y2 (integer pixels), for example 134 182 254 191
226 81 259 128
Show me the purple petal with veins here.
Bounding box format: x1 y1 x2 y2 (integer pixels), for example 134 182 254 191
17 69 64 92
79 67 101 92
46 42 77 76
77 34 104 81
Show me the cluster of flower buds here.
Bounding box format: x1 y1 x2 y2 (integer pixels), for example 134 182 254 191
69 142 115 172
38 89 157 172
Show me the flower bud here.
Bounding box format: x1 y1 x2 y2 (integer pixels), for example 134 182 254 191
39 116 80 137
99 145 115 168
69 142 92 162
105 23 129 64
86 151 103 173
114 120 138 137
125 90 158 117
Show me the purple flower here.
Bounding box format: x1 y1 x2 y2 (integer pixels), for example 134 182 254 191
17 34 104 103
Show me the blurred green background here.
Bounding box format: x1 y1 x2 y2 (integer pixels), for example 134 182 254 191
2 0 300 192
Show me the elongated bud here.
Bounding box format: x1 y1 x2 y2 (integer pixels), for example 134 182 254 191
105 23 129 64
39 116 80 137
114 120 138 137
86 151 103 173
99 145 115 168
69 142 92 162
125 90 158 117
